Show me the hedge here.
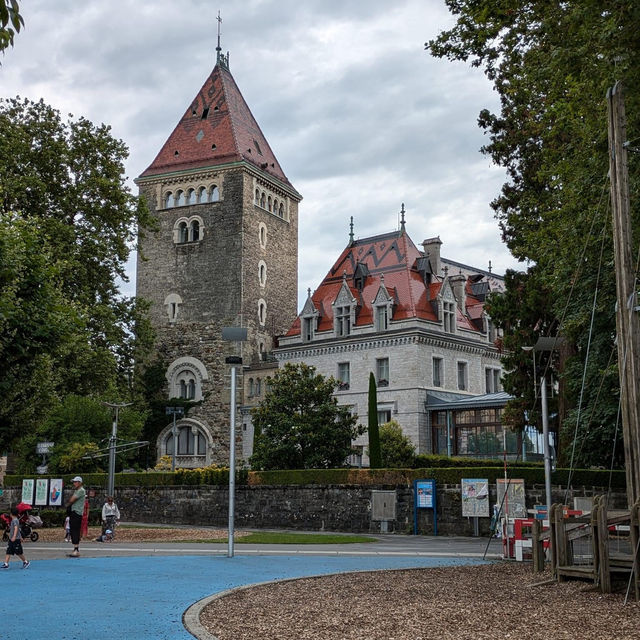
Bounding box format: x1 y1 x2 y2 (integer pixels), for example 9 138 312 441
2 468 248 488
2 467 624 489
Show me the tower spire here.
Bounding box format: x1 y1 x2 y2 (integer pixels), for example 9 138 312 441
216 11 222 63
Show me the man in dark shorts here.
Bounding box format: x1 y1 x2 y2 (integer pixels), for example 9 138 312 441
1 506 30 569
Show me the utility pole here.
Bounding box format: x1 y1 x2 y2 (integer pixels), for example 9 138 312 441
102 401 133 497
607 82 640 507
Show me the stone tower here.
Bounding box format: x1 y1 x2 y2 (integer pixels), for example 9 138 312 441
136 51 301 467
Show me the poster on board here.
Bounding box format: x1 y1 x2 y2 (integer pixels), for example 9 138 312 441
461 478 490 517
21 479 35 505
416 479 435 508
49 479 63 506
496 478 527 518
35 478 49 506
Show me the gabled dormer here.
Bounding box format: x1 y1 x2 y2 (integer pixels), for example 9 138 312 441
413 255 434 286
372 274 395 332
332 273 357 337
300 289 320 342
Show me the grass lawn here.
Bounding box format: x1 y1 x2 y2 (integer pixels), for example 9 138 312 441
187 532 377 544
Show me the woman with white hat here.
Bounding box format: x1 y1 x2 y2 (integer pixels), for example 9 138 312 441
65 476 85 557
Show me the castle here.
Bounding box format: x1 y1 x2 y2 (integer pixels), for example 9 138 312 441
137 52 510 468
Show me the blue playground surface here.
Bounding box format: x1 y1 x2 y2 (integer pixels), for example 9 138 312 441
0 554 488 639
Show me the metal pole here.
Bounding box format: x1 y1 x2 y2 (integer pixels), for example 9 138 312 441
228 364 237 558
172 412 178 473
107 407 118 497
540 374 553 514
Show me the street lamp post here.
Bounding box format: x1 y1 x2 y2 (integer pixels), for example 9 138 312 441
102 402 133 497
222 326 248 559
165 406 184 472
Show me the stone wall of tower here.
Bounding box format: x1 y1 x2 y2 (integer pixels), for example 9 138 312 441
240 172 298 365
136 166 299 465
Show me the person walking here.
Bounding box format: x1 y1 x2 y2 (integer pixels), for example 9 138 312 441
1 506 30 569
66 476 86 557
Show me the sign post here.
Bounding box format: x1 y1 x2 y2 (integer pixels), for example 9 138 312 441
413 478 437 535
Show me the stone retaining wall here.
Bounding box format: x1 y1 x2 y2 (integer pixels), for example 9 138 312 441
0 483 627 536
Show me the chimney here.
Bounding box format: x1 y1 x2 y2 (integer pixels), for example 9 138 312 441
422 236 442 276
450 274 467 315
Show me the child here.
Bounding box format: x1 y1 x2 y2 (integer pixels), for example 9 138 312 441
64 515 71 542
1 506 30 569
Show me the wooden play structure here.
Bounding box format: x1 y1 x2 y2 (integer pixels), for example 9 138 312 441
531 496 640 600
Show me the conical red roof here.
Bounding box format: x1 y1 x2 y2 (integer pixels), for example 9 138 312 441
139 62 292 186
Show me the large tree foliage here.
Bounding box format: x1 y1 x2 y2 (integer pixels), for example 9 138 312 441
0 97 155 451
250 363 363 470
428 1 639 468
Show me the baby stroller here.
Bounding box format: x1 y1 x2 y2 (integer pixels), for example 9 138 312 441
96 515 117 542
1 503 42 542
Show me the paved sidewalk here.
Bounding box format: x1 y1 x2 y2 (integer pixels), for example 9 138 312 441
0 533 501 640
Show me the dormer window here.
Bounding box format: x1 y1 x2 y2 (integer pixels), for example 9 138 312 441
335 306 351 337
375 305 388 331
443 300 455 333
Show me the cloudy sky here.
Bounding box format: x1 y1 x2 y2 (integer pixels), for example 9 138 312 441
2 0 522 307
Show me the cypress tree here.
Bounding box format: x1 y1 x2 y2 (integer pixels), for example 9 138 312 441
368 372 381 468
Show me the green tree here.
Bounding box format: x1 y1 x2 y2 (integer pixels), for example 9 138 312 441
0 1 22 54
0 97 155 452
14 395 147 473
428 1 638 468
367 372 381 468
250 363 363 470
378 420 416 468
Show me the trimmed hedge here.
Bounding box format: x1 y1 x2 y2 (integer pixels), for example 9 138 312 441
2 466 624 489
413 454 544 469
247 467 626 489
2 468 249 488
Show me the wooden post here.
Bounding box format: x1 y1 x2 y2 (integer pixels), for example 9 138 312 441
630 500 640 601
607 82 640 507
597 497 611 593
532 518 545 573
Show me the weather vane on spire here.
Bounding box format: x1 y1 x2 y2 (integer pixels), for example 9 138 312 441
349 216 354 244
216 11 222 63
400 202 406 232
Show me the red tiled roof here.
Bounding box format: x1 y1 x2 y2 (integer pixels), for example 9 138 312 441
285 230 487 338
139 63 292 187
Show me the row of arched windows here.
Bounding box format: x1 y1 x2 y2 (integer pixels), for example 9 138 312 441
254 188 285 218
164 185 219 209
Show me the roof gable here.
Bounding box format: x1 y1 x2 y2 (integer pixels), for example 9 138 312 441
139 63 292 187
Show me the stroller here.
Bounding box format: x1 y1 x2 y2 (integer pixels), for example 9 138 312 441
1 502 42 542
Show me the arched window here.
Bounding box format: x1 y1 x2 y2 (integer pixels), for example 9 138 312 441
187 189 197 205
259 224 267 248
164 192 174 208
198 186 208 203
258 299 266 325
255 378 261 396
248 378 254 396
187 379 196 399
179 380 187 398
273 199 278 214
190 219 200 242
210 185 220 202
167 426 206 456
178 221 188 243
255 189 260 204
176 190 186 207
259 261 267 287
279 203 285 217
267 196 272 212
260 192 266 208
